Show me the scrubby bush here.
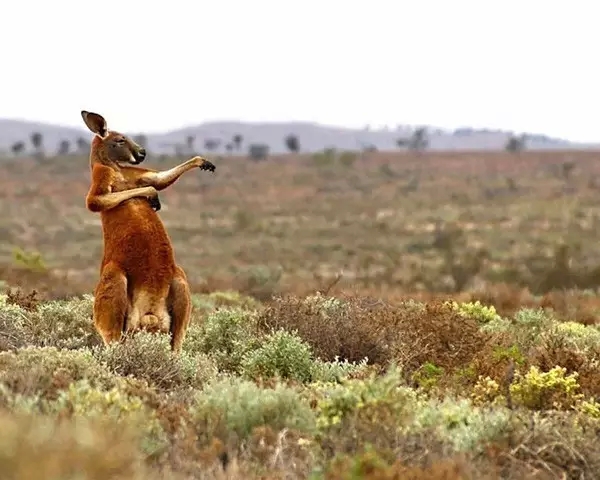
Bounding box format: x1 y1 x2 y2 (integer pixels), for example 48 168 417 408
190 376 316 443
549 321 600 352
311 356 371 383
258 296 486 378
312 367 418 431
410 397 510 453
241 329 315 382
510 365 583 411
449 300 502 324
0 307 28 352
0 294 101 351
24 295 101 350
190 290 261 315
257 293 380 363
510 307 556 350
94 332 217 391
191 307 261 373
241 329 369 384
0 346 115 400
411 361 445 391
208 290 262 310
387 302 486 377
51 379 168 456
0 412 153 480
3 291 600 478
324 449 469 480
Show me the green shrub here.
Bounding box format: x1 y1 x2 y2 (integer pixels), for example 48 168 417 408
0 412 153 480
449 300 502 324
0 346 115 400
12 247 47 272
311 356 370 383
0 307 28 352
492 344 526 366
190 290 261 315
23 295 101 350
410 397 510 452
313 366 418 431
241 329 315 382
0 293 29 316
302 292 347 317
479 316 512 334
482 308 556 350
550 322 600 352
94 332 217 391
190 376 316 441
51 379 168 456
193 308 261 373
411 362 444 391
236 265 283 301
208 290 262 310
510 365 583 411
241 328 370 384
513 308 555 346
471 375 503 406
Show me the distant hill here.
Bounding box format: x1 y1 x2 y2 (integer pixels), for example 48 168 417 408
0 118 597 157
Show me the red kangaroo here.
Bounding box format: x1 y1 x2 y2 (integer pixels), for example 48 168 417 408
81 110 215 353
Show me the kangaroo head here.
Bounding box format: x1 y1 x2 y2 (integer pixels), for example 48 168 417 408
81 110 146 166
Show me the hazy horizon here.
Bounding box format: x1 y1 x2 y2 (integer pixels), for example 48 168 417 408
1 0 597 142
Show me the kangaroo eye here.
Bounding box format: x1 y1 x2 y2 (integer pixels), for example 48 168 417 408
116 139 126 145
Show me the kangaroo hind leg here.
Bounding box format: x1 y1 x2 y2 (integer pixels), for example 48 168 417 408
93 262 128 347
167 265 192 354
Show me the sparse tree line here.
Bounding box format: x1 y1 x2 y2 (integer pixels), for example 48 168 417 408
10 132 91 159
6 127 528 161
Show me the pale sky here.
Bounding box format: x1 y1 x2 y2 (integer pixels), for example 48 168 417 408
1 0 598 141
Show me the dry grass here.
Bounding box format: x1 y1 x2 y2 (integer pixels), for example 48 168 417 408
2 150 600 299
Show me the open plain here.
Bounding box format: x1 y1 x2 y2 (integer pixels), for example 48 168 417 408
2 149 600 479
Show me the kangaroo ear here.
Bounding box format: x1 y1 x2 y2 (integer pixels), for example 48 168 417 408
81 111 108 138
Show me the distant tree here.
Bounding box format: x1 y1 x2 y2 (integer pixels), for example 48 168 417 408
409 127 429 151
284 134 300 153
30 132 44 158
248 143 269 161
396 126 428 152
361 144 377 153
505 134 526 153
76 137 90 154
232 134 243 151
204 138 221 152
57 139 70 156
225 143 234 153
185 135 195 153
11 141 25 156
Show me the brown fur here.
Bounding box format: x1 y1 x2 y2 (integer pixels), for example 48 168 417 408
80 110 215 353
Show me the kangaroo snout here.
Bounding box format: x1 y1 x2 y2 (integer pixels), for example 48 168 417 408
131 148 146 164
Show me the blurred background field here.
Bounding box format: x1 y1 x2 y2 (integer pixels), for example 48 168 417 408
2 145 600 479
2 148 600 304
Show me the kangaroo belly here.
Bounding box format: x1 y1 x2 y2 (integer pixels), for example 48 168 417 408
100 201 176 281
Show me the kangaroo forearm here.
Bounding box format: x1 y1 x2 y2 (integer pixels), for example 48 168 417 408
142 159 198 191
87 187 154 212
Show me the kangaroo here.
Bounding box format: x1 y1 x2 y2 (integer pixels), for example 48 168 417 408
81 110 215 353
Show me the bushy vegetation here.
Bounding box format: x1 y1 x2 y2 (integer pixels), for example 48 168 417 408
3 150 600 477
1 288 600 479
